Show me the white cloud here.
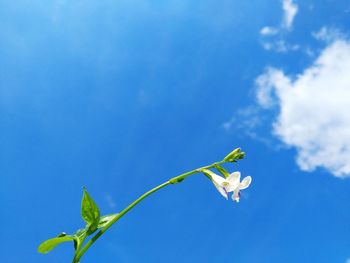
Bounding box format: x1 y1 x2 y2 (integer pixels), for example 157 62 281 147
256 39 350 177
260 27 279 36
282 0 298 29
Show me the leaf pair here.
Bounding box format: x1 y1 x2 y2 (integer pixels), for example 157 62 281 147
38 189 118 254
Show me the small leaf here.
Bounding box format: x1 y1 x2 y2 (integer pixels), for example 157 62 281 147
81 188 100 227
38 235 74 254
98 214 118 229
215 165 230 178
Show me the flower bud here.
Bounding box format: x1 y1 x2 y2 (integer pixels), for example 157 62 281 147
223 148 245 162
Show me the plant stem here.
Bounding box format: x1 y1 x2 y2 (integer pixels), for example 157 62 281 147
72 230 88 263
74 160 224 262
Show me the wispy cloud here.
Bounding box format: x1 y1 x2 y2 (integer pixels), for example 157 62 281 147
259 0 298 34
222 107 262 132
255 38 350 177
221 106 276 147
282 0 298 30
259 0 299 52
260 27 279 36
262 40 299 53
105 193 117 209
312 26 346 43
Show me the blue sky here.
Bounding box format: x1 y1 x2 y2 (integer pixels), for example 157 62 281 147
1 1 350 262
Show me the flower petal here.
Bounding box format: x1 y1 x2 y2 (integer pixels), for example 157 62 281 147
224 182 236 192
239 176 252 190
206 171 228 199
215 185 228 200
231 189 240 202
227 172 240 187
209 172 226 185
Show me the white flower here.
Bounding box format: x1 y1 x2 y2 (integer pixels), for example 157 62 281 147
210 171 252 202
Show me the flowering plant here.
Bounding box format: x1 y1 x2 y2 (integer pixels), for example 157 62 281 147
38 148 251 263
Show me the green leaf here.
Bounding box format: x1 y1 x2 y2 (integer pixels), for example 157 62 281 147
215 165 230 178
98 214 118 229
81 188 100 227
38 234 74 254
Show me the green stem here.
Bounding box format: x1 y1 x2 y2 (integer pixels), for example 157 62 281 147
72 231 87 263
74 160 224 262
